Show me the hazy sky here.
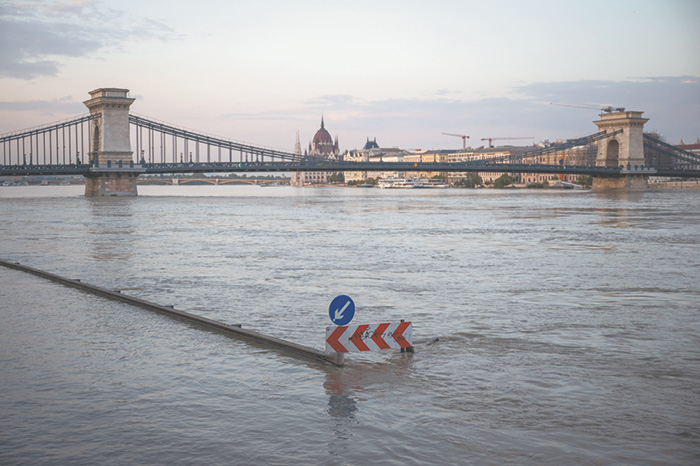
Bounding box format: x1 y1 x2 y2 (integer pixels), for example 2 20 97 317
1 0 699 152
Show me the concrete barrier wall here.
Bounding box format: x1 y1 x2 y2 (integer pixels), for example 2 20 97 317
0 259 344 367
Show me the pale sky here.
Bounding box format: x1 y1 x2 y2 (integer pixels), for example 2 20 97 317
1 0 699 152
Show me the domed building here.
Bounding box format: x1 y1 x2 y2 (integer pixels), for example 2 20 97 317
309 117 339 157
291 117 340 186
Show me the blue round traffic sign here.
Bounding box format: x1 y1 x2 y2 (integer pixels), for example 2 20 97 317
329 295 355 325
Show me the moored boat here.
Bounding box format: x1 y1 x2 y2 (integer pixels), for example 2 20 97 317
377 178 417 189
414 178 448 188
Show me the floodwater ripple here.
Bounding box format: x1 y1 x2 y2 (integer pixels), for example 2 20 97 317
1 185 699 465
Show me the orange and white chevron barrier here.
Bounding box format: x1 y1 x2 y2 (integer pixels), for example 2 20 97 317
325 322 413 353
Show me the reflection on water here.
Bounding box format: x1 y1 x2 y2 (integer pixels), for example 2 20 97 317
324 368 359 459
1 185 699 465
87 198 137 261
325 369 359 419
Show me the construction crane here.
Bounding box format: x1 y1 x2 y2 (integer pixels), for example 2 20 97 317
550 102 626 113
480 137 533 148
442 133 470 150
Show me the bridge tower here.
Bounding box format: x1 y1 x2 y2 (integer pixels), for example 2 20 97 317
592 110 649 190
83 88 142 196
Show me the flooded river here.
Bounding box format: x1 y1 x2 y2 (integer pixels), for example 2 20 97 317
1 185 699 465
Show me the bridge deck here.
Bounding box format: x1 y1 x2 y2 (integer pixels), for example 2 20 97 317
2 161 700 178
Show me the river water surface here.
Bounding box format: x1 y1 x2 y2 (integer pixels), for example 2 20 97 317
1 185 699 465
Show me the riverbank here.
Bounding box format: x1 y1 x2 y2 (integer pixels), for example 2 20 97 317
650 180 700 189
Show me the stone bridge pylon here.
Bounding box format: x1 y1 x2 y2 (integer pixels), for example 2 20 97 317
593 110 649 190
83 88 142 196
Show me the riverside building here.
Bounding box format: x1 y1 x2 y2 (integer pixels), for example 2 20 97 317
343 138 404 183
447 146 533 184
447 143 597 186
677 139 700 170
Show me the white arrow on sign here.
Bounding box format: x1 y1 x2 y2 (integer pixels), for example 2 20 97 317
334 300 351 321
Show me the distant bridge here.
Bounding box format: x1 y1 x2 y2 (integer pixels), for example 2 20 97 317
139 177 290 186
1 87 699 195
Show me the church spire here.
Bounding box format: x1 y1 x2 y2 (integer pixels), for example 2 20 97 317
320 115 325 129
294 131 301 155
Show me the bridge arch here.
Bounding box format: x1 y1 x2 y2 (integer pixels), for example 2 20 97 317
91 124 100 163
604 139 619 167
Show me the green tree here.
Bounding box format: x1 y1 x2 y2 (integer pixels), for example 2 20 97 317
577 175 593 188
493 173 514 188
454 173 483 188
329 172 345 183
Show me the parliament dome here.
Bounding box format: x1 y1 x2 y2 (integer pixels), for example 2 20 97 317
313 118 333 145
309 117 338 156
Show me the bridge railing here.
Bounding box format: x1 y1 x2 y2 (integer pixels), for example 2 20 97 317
643 134 700 169
0 113 99 167
129 113 302 165
457 130 623 166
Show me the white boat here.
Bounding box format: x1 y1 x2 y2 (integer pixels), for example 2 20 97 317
561 181 584 189
414 178 448 188
377 178 417 189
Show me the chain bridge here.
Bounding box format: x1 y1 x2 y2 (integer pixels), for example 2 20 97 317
1 87 699 196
